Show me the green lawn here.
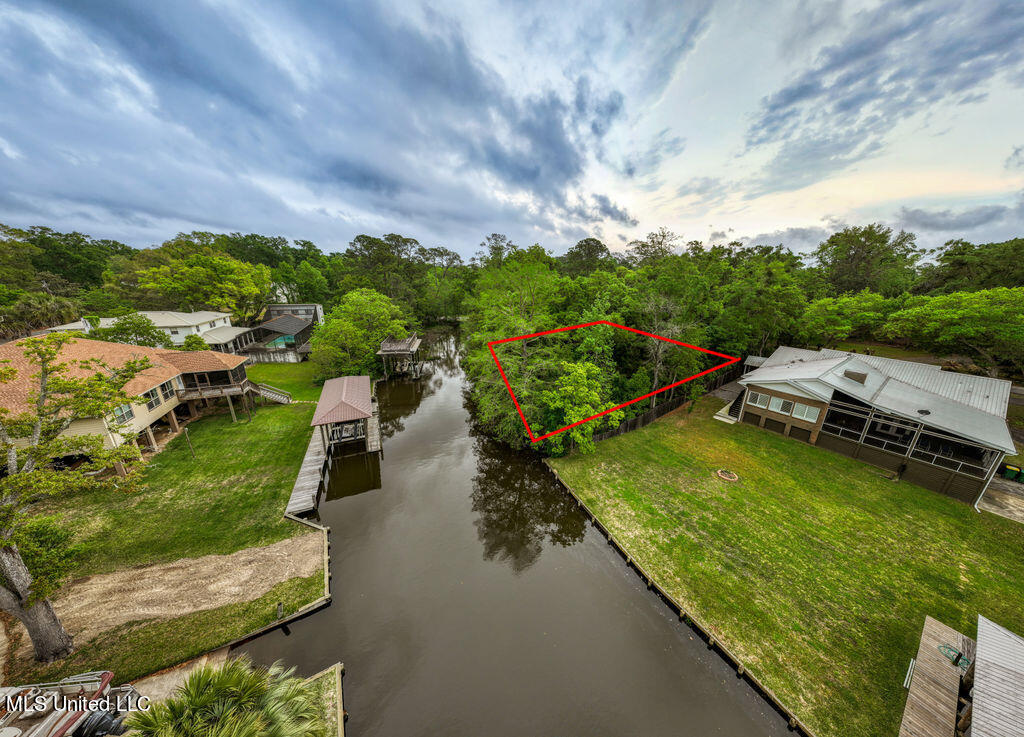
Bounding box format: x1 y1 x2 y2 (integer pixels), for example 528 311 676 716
550 398 1024 737
246 362 323 401
39 401 316 575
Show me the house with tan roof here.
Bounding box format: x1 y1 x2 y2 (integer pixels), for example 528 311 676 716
0 337 292 466
720 346 1015 504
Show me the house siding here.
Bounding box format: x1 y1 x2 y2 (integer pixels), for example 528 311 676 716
741 384 828 442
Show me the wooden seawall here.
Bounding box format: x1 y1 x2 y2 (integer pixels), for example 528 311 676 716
288 430 328 515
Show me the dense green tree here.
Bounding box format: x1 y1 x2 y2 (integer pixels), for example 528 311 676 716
214 232 291 267
293 260 330 304
626 227 678 266
539 361 623 455
711 259 807 356
914 238 1024 294
180 334 210 351
413 246 466 322
0 225 42 290
463 248 565 448
127 656 326 737
802 298 854 347
0 333 148 660
560 237 612 276
475 233 519 267
136 252 272 322
22 227 131 289
811 224 921 296
92 313 172 348
882 287 1024 376
310 288 409 379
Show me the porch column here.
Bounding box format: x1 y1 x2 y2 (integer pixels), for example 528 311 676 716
145 425 158 451
974 451 1005 511
226 394 237 423
187 400 199 418
320 424 328 453
113 461 128 477
165 409 180 432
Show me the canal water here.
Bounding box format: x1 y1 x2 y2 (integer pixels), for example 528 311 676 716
238 336 790 736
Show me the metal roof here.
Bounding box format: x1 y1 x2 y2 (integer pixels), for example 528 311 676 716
46 311 231 332
743 355 767 367
973 615 1024 737
311 376 374 426
376 333 422 355
740 347 1016 452
201 325 251 343
257 314 312 336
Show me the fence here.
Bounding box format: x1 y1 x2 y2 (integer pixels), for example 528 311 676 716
590 362 742 443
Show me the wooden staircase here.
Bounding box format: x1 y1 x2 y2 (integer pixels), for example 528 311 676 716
241 379 292 404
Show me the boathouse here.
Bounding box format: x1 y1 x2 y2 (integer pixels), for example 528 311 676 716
899 614 1024 736
377 334 422 378
311 376 381 453
723 346 1015 504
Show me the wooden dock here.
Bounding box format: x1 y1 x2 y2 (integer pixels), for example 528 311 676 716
366 412 381 453
287 430 328 515
899 616 975 737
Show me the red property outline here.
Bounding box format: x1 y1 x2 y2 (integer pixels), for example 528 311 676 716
487 320 740 443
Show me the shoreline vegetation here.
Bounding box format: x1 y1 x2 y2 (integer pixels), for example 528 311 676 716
549 397 1024 737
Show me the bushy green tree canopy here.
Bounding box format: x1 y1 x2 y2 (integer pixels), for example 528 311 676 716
310 288 409 379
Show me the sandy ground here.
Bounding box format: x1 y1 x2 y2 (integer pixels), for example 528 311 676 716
12 532 322 660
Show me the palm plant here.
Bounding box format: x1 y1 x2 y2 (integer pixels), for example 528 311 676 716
127 656 327 737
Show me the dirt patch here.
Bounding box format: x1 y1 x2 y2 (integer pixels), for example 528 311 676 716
13 533 322 660
979 486 1024 525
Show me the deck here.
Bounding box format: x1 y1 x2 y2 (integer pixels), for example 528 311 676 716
899 616 975 737
366 412 381 453
287 430 328 515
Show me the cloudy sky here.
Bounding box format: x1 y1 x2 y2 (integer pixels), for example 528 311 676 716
1 0 1022 256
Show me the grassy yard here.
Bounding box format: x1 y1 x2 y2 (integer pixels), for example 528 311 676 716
246 362 323 401
550 397 1024 737
40 401 316 575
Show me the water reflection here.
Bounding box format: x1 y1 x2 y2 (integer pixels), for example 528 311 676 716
324 451 382 500
376 375 438 439
469 432 586 573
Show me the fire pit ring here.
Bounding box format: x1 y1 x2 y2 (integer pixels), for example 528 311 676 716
716 469 739 482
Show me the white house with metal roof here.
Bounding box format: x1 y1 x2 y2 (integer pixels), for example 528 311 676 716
724 346 1014 504
43 310 257 352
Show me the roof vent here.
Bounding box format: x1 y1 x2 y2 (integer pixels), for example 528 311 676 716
843 369 868 384
917 409 931 416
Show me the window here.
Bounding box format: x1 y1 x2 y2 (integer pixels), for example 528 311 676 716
160 380 175 401
112 403 134 425
768 396 794 415
143 388 161 411
792 403 820 423
170 329 179 335
747 391 769 408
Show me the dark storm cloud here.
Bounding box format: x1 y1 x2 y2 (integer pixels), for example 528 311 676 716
745 0 1024 194
0 0 699 253
741 224 837 253
897 203 1011 231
